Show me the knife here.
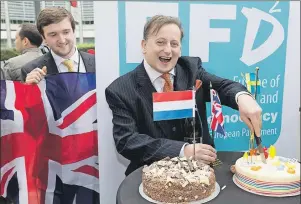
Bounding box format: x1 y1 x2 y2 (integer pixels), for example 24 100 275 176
254 133 267 163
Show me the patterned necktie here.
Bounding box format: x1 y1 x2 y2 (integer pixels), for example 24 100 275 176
161 73 173 92
62 59 74 72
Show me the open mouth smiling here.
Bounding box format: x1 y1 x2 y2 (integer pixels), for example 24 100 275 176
159 56 172 63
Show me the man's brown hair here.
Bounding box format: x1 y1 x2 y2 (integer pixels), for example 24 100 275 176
19 23 43 47
143 15 184 41
37 7 76 38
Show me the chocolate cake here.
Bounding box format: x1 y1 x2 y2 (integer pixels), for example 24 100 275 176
142 156 216 203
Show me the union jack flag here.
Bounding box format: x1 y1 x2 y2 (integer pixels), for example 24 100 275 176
0 73 99 204
210 89 225 136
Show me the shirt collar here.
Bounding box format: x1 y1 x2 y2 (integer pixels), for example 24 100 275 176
143 59 175 83
21 47 40 54
51 47 79 67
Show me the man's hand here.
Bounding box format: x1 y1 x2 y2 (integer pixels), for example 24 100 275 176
184 143 217 164
25 66 47 84
237 94 262 136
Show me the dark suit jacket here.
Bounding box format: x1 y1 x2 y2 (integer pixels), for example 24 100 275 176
105 56 248 175
20 51 95 81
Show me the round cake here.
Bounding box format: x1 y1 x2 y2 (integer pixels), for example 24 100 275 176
142 156 216 203
234 154 300 196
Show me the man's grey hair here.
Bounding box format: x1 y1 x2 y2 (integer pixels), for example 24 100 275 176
143 15 184 41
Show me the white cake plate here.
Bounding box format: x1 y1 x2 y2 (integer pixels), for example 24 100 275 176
233 175 301 197
139 182 220 204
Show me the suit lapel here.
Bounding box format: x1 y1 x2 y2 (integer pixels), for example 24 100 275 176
43 53 59 75
174 63 190 91
80 51 94 72
136 63 156 115
136 63 171 138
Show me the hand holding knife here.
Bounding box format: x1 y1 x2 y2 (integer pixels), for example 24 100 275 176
253 132 267 163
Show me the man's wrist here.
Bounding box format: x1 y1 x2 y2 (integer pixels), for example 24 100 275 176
179 143 189 157
235 91 255 104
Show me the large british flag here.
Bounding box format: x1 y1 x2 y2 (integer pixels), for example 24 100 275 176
0 73 99 204
210 89 225 136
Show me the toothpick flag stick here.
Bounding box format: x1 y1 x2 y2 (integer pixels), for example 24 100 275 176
209 82 215 145
254 67 259 100
193 86 196 159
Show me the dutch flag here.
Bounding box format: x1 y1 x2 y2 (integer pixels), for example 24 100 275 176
152 90 195 121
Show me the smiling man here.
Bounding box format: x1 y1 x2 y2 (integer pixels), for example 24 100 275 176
20 7 95 83
105 15 262 176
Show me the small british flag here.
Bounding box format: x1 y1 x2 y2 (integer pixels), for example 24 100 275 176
210 88 225 136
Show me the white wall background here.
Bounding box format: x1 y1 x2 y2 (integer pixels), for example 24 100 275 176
94 2 129 204
274 1 300 161
94 2 300 203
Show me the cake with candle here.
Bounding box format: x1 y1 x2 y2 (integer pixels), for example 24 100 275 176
142 156 216 203
233 145 300 197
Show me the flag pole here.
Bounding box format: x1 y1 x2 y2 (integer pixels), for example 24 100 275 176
254 67 262 158
209 82 215 147
252 67 259 151
250 67 260 162
193 86 196 159
210 82 222 167
254 67 259 100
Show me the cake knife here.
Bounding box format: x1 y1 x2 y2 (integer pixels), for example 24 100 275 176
254 133 267 163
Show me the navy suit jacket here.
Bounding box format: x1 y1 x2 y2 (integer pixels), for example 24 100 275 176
105 56 248 175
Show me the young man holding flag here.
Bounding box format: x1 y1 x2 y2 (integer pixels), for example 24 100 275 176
20 7 95 83
105 15 262 176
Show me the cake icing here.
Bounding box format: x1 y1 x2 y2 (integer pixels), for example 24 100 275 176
234 155 300 196
142 156 216 203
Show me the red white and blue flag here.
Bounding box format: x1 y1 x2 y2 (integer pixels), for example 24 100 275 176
210 89 225 135
0 73 99 204
152 90 195 121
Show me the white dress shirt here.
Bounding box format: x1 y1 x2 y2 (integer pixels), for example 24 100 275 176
51 48 86 73
143 59 175 92
143 59 253 158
